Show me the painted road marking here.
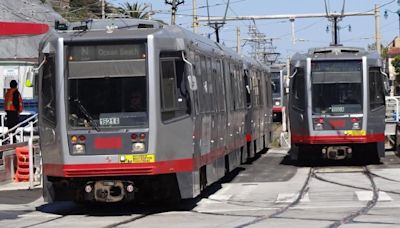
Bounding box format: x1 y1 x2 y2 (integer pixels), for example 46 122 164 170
209 185 233 201
276 192 310 203
355 191 393 201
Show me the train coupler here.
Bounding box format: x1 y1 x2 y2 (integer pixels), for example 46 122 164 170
83 180 136 203
322 146 352 160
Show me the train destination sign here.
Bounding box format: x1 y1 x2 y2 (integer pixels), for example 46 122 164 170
69 44 146 61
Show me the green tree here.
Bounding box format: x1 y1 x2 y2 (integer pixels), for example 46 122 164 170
119 2 150 19
392 55 400 82
60 0 114 21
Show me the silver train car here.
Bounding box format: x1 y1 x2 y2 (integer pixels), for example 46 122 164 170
35 19 273 203
289 46 387 162
271 65 286 122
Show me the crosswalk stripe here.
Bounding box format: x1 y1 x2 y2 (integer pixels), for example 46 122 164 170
276 192 310 203
355 191 393 201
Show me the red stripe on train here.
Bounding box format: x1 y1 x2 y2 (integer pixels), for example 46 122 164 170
291 133 384 144
44 159 194 177
44 134 263 178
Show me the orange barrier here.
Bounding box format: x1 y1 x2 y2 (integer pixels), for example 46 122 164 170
14 146 29 182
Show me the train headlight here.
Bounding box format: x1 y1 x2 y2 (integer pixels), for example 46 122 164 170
72 144 86 154
132 143 145 152
275 101 280 106
314 123 323 130
352 122 360 130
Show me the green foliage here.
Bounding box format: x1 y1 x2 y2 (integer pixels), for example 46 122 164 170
61 0 115 21
118 2 150 19
392 55 400 82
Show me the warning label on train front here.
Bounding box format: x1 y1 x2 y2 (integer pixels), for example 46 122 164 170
119 154 155 163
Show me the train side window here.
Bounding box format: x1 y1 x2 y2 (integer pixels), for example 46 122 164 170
237 65 244 109
211 60 219 112
230 63 236 111
200 55 208 113
258 78 263 107
369 67 385 110
41 53 57 126
160 52 188 122
193 54 201 114
207 57 214 112
244 70 251 107
291 68 305 110
216 60 225 112
238 66 245 109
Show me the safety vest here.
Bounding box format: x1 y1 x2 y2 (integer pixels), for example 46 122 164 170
4 88 23 113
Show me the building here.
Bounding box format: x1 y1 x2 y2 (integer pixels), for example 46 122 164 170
386 37 400 95
0 1 62 117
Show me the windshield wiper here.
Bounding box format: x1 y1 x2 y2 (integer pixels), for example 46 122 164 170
71 98 101 131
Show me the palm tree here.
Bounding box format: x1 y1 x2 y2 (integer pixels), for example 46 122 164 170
119 2 150 19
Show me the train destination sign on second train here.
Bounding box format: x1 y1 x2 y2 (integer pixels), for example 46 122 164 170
69 44 146 61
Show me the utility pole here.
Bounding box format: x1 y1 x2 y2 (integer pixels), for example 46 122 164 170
290 18 295 45
375 4 381 54
192 0 198 33
245 25 280 65
101 0 105 19
206 0 230 43
165 0 185 25
236 27 241 54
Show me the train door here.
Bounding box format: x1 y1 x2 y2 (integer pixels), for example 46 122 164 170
289 66 307 146
243 68 253 157
264 70 273 146
368 66 386 157
190 51 202 175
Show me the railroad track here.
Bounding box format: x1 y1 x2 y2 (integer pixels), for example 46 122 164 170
234 165 387 228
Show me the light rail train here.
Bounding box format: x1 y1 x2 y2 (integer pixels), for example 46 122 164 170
288 46 387 162
35 19 273 203
271 65 286 122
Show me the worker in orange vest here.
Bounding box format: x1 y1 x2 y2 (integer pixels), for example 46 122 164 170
4 80 23 131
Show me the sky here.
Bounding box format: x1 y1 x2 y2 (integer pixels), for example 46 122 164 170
108 0 400 61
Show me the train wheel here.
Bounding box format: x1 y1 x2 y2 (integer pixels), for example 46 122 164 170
289 144 299 161
353 143 381 164
200 166 207 192
263 135 266 150
224 155 230 174
42 176 55 203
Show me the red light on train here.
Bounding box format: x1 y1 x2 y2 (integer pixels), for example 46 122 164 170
318 118 324 124
131 134 138 140
139 133 146 141
79 135 86 142
351 118 360 123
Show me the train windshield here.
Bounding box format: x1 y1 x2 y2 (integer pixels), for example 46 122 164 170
311 60 362 115
271 72 281 98
67 43 148 128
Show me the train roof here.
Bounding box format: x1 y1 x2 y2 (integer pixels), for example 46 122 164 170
41 19 268 72
43 19 161 43
292 46 381 62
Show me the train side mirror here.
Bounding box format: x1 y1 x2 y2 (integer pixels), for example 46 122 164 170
187 75 198 91
26 56 46 87
25 69 36 87
384 77 390 96
181 52 197 91
381 70 390 96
